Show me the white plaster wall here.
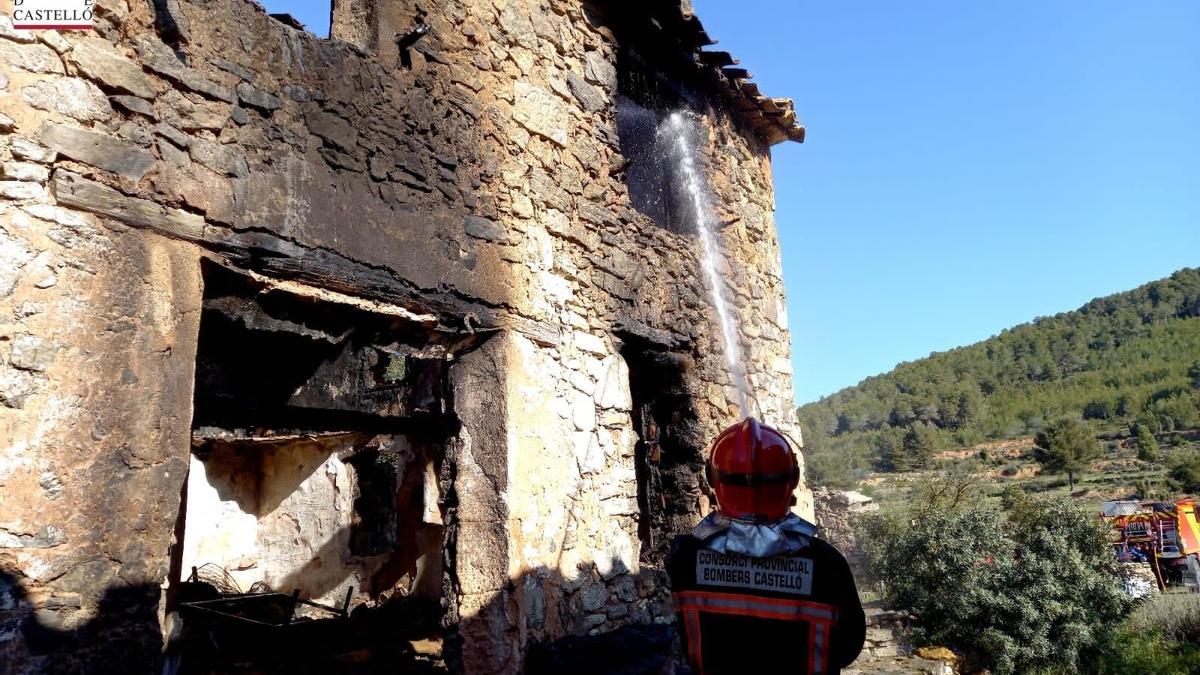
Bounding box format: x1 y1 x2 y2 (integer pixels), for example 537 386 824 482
180 437 362 606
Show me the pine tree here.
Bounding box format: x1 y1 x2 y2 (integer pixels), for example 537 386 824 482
1033 418 1101 491
1132 423 1159 462
903 423 938 469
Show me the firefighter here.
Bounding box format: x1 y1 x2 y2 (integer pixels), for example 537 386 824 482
667 418 865 674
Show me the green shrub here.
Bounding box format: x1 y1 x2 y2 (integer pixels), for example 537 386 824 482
803 448 857 489
999 483 1025 507
1127 595 1200 645
1169 452 1200 493
1134 478 1166 500
1090 626 1200 675
857 488 1128 674
1136 433 1160 462
1089 596 1200 674
1084 399 1115 420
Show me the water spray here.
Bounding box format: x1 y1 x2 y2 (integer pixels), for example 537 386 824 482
660 111 752 418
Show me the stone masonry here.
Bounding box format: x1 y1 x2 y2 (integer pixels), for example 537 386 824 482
814 487 878 581
0 1 809 672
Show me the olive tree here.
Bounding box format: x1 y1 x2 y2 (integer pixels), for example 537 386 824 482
858 492 1128 674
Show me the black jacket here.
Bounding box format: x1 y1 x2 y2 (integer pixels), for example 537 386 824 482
667 534 866 674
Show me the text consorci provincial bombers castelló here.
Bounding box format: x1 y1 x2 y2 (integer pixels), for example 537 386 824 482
695 549 814 596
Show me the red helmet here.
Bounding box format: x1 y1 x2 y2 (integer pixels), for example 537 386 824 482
706 417 800 522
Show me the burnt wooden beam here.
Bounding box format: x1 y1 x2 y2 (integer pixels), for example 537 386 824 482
194 407 461 439
53 169 562 347
722 67 750 81
698 51 737 67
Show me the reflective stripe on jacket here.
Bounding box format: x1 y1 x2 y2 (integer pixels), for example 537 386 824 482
667 534 865 675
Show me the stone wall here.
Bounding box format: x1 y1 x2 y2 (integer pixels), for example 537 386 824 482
0 0 806 672
813 488 878 581
846 605 957 675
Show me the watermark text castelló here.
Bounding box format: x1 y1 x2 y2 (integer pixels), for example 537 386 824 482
11 0 94 30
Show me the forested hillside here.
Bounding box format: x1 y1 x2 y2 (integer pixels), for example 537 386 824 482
798 268 1200 485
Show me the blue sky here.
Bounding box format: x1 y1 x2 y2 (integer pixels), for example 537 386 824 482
268 1 1199 405
264 1 328 35
691 1 1199 403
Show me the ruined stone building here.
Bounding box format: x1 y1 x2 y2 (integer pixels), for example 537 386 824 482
0 0 808 671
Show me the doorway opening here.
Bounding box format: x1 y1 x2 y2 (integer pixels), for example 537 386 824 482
620 338 705 565
168 262 478 671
